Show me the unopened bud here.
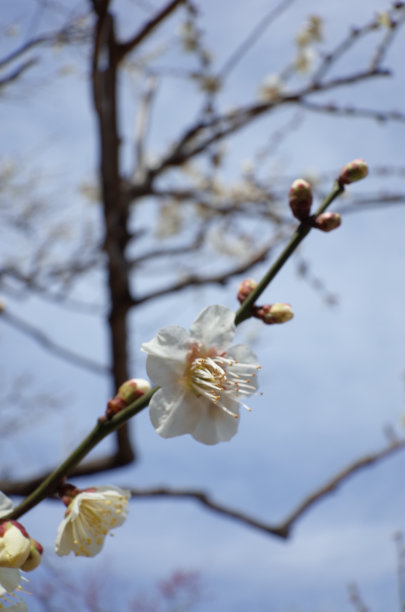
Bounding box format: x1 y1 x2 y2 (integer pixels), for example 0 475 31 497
313 212 341 232
237 278 258 303
20 538 43 571
0 520 31 569
254 303 294 324
338 158 368 185
289 179 313 220
105 378 151 419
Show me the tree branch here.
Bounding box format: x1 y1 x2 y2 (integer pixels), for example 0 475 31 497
128 437 405 539
132 243 274 306
0 308 109 376
116 0 185 62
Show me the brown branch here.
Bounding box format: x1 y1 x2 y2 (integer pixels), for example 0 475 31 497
218 0 295 80
132 244 274 306
127 69 390 199
127 437 405 539
130 223 208 266
116 0 185 62
0 308 109 376
370 7 405 71
0 58 38 89
0 19 91 71
90 7 134 464
299 100 405 123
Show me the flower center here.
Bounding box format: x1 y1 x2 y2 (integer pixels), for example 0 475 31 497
184 343 259 418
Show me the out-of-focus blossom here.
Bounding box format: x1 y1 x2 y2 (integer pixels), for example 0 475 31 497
55 486 130 558
258 74 285 102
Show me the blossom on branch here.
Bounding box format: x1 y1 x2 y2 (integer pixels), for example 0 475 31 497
55 485 130 558
141 305 260 445
0 493 28 610
0 523 31 570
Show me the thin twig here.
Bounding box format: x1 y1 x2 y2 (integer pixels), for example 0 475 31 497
116 0 185 61
132 244 273 306
0 308 109 376
218 0 295 80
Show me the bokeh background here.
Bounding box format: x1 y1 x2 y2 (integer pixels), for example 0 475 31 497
1 1 405 610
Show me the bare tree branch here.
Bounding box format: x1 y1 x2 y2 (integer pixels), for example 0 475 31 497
132 243 277 306
116 0 186 61
127 437 405 540
299 100 405 123
0 58 38 89
0 308 109 376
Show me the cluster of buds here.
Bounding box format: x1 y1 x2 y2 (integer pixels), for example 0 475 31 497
237 280 294 325
0 519 42 572
288 159 368 233
289 177 341 233
289 177 340 231
104 378 151 420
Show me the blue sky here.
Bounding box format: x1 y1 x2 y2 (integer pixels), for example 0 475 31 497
1 0 405 610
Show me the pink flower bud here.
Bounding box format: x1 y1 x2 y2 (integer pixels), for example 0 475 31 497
313 212 341 232
338 158 368 185
20 538 43 571
254 303 294 324
237 278 258 303
106 378 151 419
289 179 313 220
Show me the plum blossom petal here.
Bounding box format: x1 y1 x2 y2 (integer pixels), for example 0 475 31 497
55 486 130 558
189 304 236 351
142 305 260 445
0 568 22 596
149 389 202 438
0 494 13 520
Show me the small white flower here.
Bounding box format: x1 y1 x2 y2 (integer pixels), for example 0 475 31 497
55 486 130 557
0 494 28 610
142 305 260 445
258 74 285 102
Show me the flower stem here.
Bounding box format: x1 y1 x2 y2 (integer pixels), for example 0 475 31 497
6 387 158 520
235 180 344 325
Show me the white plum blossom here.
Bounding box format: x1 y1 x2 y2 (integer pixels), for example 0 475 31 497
55 486 130 557
142 304 260 445
0 493 26 611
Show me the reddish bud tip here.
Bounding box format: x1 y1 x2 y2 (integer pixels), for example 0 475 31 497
313 212 341 232
237 278 258 303
105 378 151 419
338 158 368 185
289 179 313 221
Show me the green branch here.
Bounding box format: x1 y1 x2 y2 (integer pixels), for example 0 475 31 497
6 387 158 520
235 180 345 325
